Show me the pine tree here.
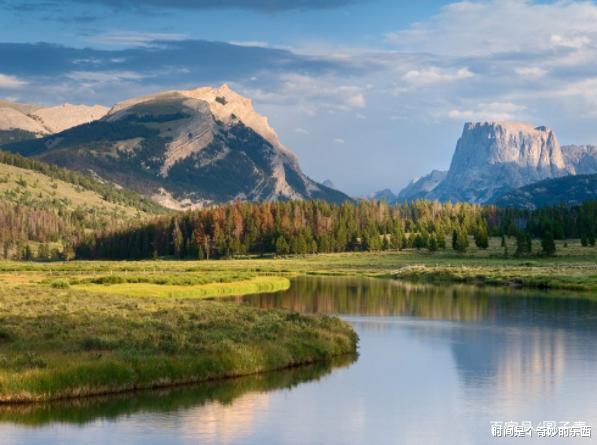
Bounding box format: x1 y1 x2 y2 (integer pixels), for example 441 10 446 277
275 236 289 255
474 222 489 249
428 233 438 252
541 231 556 256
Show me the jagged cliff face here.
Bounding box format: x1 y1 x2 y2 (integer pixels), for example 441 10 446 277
2 85 349 208
428 121 571 203
0 100 108 144
562 145 597 175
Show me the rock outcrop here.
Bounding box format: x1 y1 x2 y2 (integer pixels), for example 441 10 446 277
562 144 597 175
400 121 572 203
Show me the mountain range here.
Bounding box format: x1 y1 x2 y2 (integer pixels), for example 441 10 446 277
391 121 597 207
3 89 597 210
0 85 349 209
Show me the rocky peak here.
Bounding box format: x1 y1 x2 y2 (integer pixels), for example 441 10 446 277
453 121 567 172
428 121 571 203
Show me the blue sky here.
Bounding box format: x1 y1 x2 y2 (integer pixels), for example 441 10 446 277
1 0 597 195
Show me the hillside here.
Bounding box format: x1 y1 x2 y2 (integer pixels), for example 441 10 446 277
2 85 350 208
0 150 165 259
491 173 597 209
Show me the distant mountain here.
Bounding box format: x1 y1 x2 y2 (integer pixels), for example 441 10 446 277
322 179 335 189
428 121 570 203
395 121 597 204
2 85 349 209
562 145 597 175
491 173 597 209
371 188 396 202
0 100 108 144
396 169 446 203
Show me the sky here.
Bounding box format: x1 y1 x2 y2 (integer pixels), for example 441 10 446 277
1 0 597 195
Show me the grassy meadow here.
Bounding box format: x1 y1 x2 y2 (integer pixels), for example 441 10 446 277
0 235 595 402
0 280 356 402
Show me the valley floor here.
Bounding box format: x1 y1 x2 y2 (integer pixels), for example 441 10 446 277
0 236 595 402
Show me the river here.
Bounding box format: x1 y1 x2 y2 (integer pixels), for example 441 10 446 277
3 276 597 444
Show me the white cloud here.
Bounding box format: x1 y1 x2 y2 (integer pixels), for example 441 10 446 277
402 67 473 87
0 74 27 89
88 31 188 48
243 73 366 116
228 40 270 48
447 102 527 121
67 71 145 82
333 138 345 144
515 67 546 77
294 127 310 134
550 34 591 49
386 0 597 56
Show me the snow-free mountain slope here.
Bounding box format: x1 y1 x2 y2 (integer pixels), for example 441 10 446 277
2 85 349 208
0 100 109 144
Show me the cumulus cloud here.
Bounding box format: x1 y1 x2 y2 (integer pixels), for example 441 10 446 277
386 0 597 56
0 73 27 89
244 73 366 115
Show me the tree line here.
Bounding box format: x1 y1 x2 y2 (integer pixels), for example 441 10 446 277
75 199 597 260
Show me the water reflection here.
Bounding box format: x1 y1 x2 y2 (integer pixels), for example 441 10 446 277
4 276 597 445
234 275 597 328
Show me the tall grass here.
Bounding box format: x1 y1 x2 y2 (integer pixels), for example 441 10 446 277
0 285 357 402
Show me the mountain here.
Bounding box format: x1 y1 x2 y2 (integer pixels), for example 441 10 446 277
562 145 597 175
427 121 570 203
0 100 108 144
371 188 396 202
396 169 447 203
322 179 335 189
491 173 597 209
2 85 349 209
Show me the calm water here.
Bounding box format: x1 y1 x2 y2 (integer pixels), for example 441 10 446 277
3 276 597 444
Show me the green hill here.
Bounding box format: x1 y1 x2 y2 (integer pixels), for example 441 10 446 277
0 150 166 259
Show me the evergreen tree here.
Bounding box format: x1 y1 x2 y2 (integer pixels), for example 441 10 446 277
474 222 489 249
275 236 289 255
428 233 438 252
541 231 556 256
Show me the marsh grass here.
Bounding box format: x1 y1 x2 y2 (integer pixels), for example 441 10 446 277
0 285 357 402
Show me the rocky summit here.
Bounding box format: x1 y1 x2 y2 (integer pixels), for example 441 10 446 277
1 85 349 209
428 121 571 203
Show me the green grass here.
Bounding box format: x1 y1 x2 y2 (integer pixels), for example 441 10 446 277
0 237 595 402
0 236 596 292
0 284 356 402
